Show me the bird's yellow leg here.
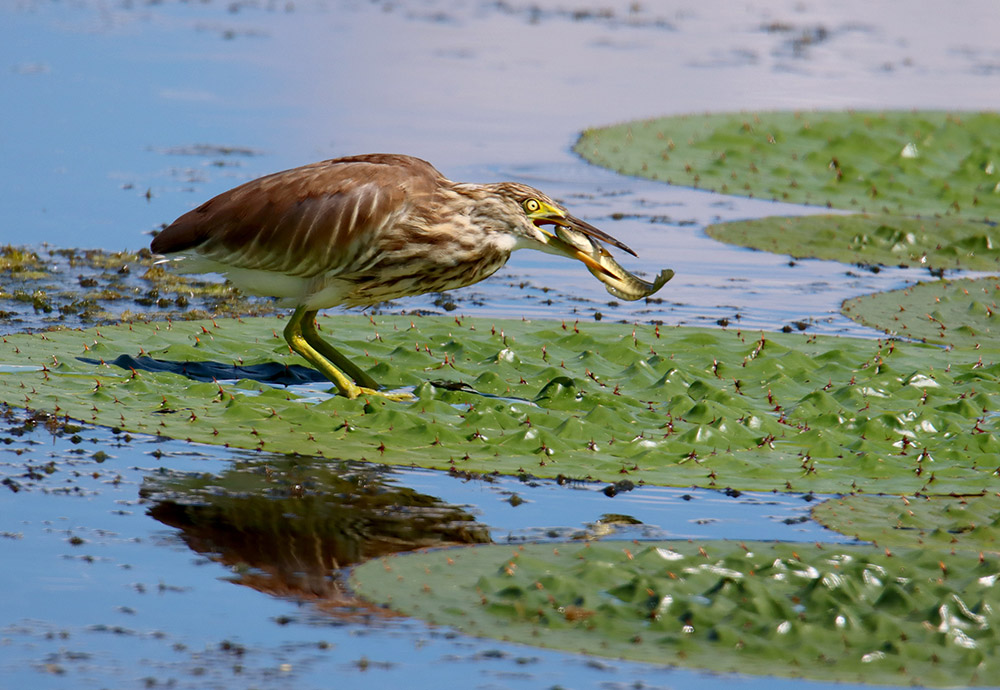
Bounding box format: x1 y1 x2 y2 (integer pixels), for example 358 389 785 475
298 310 381 390
283 307 360 398
283 307 412 401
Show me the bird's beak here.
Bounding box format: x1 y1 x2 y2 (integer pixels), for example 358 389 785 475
528 201 636 279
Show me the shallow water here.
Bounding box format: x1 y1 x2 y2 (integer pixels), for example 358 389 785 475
2 1 1000 688
0 408 852 690
5 0 1000 334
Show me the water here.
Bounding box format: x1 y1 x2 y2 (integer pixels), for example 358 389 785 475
0 408 852 690
2 1 1000 688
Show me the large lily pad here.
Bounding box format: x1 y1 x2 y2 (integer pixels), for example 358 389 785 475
842 276 1000 348
705 214 1000 272
575 110 1000 218
813 493 1000 552
351 540 1000 685
1 315 998 494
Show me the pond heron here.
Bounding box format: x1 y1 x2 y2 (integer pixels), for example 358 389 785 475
151 154 638 400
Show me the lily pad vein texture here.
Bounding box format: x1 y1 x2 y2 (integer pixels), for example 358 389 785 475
814 492 1000 552
842 276 1000 348
575 110 1000 218
706 213 1000 273
351 539 1000 686
1 314 998 495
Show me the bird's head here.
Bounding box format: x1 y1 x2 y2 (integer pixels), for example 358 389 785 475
484 182 636 278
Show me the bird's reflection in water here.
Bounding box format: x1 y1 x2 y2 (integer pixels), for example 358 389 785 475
141 456 490 608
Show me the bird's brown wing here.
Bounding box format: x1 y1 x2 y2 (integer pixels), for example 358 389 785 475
151 154 445 278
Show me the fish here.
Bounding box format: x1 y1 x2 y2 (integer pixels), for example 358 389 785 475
554 224 674 301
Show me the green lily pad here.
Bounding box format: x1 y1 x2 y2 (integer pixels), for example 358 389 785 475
351 540 1000 686
842 276 1000 347
705 214 1000 272
1 315 998 494
813 493 1000 552
575 110 1000 218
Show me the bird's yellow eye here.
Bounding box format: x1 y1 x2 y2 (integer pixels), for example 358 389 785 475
523 198 541 214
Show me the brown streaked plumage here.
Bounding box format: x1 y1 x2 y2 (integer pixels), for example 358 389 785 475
152 153 639 400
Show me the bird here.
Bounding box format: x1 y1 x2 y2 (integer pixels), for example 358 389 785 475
151 153 639 400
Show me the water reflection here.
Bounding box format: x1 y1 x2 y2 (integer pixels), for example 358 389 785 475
141 456 490 602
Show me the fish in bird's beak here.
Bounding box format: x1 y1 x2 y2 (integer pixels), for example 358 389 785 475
527 201 636 253
527 200 633 278
527 201 674 300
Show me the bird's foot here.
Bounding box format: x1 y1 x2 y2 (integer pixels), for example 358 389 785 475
343 386 415 402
